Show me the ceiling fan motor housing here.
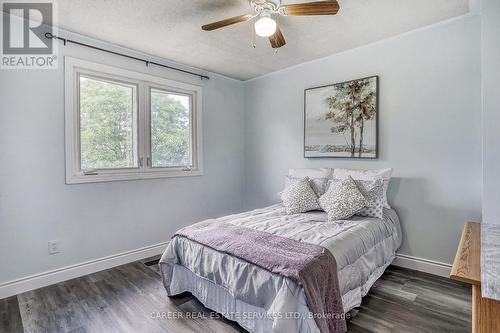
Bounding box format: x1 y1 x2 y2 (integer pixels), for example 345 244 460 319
252 0 282 14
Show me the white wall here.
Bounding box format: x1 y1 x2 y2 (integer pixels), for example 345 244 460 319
481 0 500 224
0 33 245 285
243 15 482 265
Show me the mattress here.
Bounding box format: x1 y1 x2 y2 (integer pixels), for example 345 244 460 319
160 204 402 333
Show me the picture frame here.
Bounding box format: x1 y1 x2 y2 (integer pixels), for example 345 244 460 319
304 76 379 159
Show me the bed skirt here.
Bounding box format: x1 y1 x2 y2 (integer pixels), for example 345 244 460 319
163 253 395 333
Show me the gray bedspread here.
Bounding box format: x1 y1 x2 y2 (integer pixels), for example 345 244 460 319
160 204 401 333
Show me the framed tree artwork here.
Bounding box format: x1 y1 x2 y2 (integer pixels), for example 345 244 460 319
304 76 378 159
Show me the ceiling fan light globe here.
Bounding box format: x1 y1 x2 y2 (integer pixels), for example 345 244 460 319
254 17 277 37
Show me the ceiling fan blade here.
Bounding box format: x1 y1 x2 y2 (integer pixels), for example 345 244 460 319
202 14 253 31
281 1 340 16
269 26 286 49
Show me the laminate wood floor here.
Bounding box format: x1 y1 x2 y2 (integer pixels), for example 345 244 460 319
0 257 471 333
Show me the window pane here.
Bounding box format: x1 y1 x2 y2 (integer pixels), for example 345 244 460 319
150 89 191 168
79 76 137 170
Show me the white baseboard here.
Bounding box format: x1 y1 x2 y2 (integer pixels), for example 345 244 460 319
0 242 168 300
393 253 452 278
0 245 452 300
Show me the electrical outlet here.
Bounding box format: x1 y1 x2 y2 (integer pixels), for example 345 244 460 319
48 240 60 255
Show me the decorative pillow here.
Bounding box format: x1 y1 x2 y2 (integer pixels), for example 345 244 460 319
319 176 369 222
333 168 393 208
285 176 330 197
280 177 321 214
354 179 385 219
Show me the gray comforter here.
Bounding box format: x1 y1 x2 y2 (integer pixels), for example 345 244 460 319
160 204 401 333
173 219 346 332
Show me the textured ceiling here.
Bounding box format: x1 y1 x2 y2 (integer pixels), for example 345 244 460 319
57 0 470 80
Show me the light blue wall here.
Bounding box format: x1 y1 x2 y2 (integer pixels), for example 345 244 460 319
0 32 246 284
0 13 487 287
243 15 482 265
481 0 500 225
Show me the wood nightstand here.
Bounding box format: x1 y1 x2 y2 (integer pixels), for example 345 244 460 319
450 222 500 333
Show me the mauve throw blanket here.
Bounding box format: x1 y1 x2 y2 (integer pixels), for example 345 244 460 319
174 219 347 333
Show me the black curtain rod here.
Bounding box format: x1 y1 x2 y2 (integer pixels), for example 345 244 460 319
45 32 210 80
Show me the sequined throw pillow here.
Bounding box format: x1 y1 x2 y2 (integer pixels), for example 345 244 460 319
280 177 321 214
319 176 369 221
285 175 330 197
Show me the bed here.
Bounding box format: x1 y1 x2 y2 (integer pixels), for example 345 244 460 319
159 203 401 333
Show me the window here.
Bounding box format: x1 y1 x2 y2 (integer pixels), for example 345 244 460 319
65 57 203 184
149 88 192 168
79 76 138 170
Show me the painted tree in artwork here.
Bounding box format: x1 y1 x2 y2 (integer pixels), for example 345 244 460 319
355 86 376 157
324 78 376 157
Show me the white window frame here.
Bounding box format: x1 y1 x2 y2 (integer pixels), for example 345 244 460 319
65 57 203 184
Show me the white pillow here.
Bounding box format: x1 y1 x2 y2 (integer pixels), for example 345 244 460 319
332 168 393 208
289 168 333 179
333 168 392 180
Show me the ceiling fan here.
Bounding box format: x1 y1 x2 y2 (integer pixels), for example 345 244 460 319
202 0 340 49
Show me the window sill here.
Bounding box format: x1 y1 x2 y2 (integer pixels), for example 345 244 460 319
66 169 204 185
